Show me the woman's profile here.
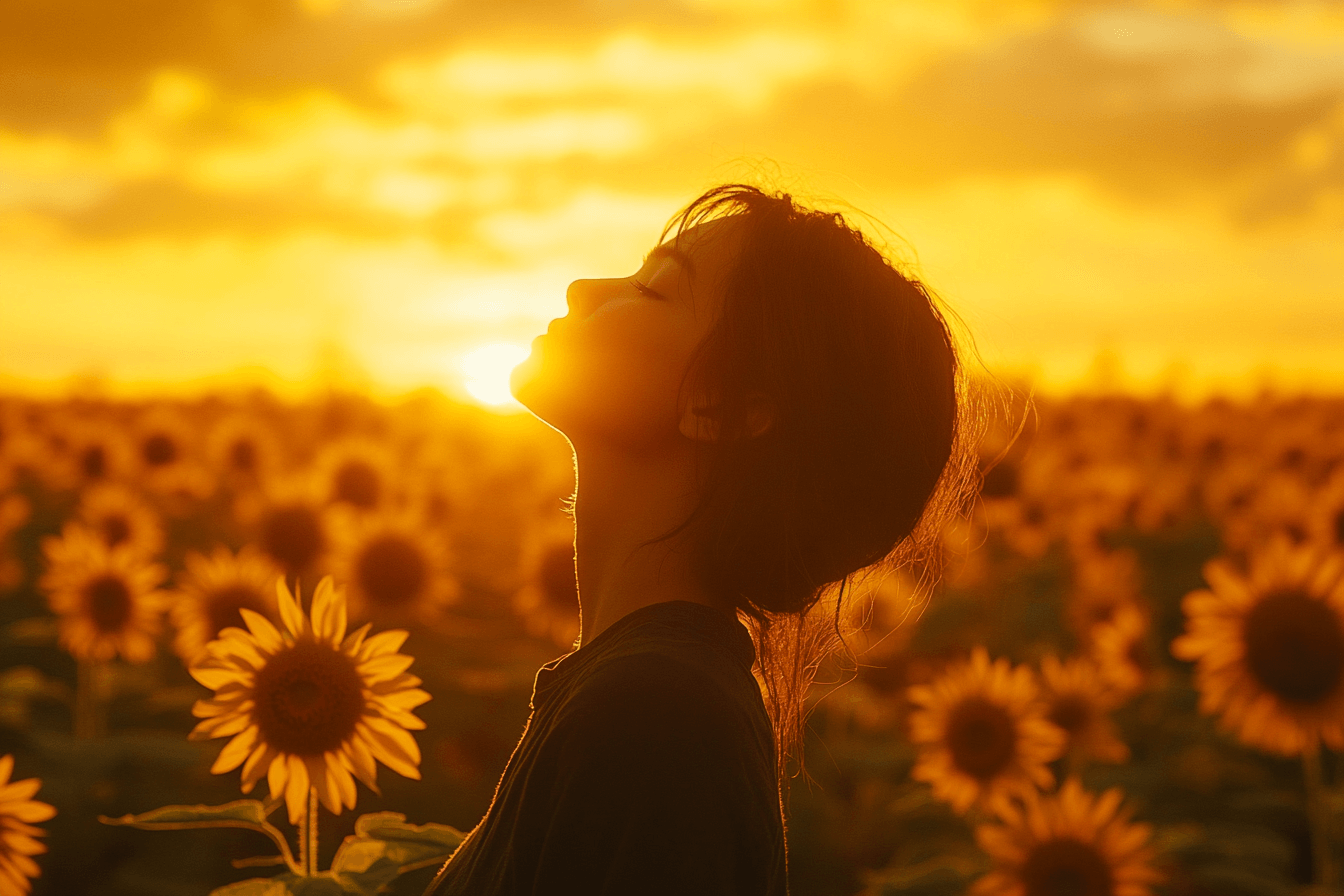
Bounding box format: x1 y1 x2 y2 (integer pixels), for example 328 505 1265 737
424 183 976 896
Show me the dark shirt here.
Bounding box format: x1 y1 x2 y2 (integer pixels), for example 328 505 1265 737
423 600 789 896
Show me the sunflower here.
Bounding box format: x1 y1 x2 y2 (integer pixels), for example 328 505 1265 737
1217 470 1314 555
1065 547 1145 647
45 419 134 492
188 576 430 825
1171 537 1344 756
207 413 282 491
131 408 213 500
907 646 1066 815
75 483 164 559
1305 467 1344 554
1038 654 1130 765
328 507 457 626
1090 605 1154 699
0 754 56 896
169 545 283 664
238 476 331 586
40 525 168 664
511 516 580 651
311 440 398 513
970 777 1161 896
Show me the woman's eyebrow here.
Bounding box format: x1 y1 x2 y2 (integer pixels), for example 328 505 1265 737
642 243 696 277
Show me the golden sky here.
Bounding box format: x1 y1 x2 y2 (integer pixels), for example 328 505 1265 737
1 0 1341 403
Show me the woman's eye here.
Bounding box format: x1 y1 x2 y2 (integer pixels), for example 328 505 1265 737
629 278 663 299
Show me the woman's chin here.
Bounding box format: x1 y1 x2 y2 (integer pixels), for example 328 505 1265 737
510 355 559 418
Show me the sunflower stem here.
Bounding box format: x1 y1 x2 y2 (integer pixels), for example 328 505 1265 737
307 786 319 875
1303 742 1337 888
296 799 308 876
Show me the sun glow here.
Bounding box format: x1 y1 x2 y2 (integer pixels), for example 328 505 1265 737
461 342 530 408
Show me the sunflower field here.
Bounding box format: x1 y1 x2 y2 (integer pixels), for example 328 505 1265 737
1 386 1343 896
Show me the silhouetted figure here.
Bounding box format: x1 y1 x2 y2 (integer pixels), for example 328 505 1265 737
425 183 972 896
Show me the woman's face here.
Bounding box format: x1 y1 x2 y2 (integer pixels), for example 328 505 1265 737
510 216 741 450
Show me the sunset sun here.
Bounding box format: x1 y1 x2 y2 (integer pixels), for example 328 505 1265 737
461 342 531 407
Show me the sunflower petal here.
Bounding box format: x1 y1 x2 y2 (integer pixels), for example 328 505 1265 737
238 609 285 653
277 578 307 638
284 754 309 825
211 726 260 775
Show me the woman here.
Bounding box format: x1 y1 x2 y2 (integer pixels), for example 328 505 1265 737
425 183 976 896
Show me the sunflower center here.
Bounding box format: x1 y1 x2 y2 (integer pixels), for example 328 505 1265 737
1048 695 1091 736
205 585 271 637
80 445 107 479
1243 589 1344 705
356 534 427 608
143 433 178 467
252 639 365 756
538 543 578 610
228 439 257 473
946 697 1017 780
1020 837 1113 896
99 513 132 547
334 461 380 508
84 575 132 633
261 504 325 575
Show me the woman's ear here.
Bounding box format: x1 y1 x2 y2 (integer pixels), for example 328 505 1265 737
679 392 774 442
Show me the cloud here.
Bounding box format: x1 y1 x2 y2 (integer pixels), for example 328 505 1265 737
708 4 1344 228
1 0 1342 392
377 30 831 111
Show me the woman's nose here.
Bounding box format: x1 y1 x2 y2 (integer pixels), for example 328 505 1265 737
565 278 620 320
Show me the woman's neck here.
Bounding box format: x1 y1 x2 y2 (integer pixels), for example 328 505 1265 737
570 438 722 646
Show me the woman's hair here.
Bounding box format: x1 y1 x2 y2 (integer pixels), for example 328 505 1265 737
636 183 984 791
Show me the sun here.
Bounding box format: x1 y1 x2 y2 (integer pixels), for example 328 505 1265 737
461 342 530 407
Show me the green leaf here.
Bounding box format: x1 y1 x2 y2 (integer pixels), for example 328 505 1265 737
326 812 466 895
101 799 271 830
101 799 300 875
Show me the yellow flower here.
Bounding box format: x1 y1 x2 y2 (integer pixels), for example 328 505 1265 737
40 525 167 664
1038 654 1130 764
169 545 283 665
311 440 398 513
329 508 457 626
188 576 431 825
907 647 1065 815
237 476 331 585
1217 470 1313 556
48 420 134 491
1305 467 1344 554
207 413 282 489
1172 537 1344 756
0 754 56 896
970 777 1161 896
131 408 213 500
75 483 164 559
1090 605 1154 699
1065 547 1145 645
